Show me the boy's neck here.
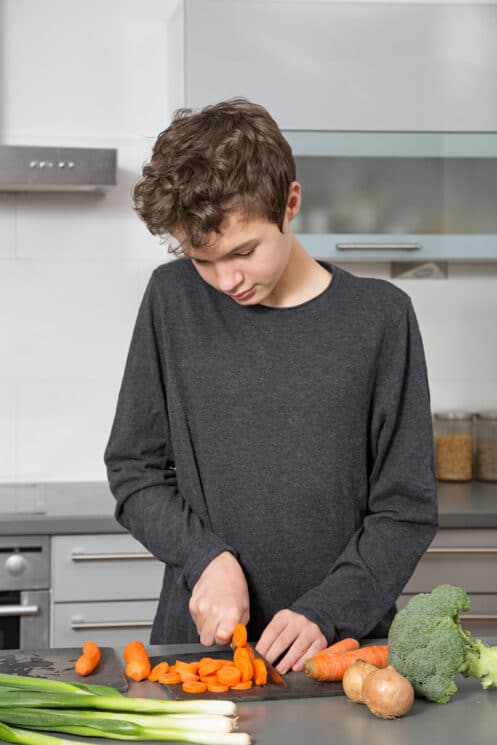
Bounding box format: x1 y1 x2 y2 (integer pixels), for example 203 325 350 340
259 235 332 308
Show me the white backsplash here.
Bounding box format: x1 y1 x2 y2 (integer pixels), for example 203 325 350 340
0 0 496 481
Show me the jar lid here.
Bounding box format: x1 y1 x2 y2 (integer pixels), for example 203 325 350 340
433 411 474 421
476 410 497 420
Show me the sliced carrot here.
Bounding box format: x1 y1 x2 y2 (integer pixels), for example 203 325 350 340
158 671 182 685
253 658 267 686
207 682 229 692
182 680 208 694
200 674 219 684
235 658 253 682
231 680 253 690
234 647 250 665
245 644 256 663
148 661 170 682
180 671 200 683
199 659 223 677
217 666 242 687
232 623 248 648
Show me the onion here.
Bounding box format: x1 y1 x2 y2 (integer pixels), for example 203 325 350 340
342 660 378 703
363 665 414 719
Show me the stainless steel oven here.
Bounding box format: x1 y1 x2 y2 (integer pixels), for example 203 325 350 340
0 535 50 649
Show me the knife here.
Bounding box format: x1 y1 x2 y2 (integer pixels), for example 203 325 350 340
247 644 287 688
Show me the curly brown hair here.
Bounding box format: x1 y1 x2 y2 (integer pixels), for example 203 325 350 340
132 98 296 255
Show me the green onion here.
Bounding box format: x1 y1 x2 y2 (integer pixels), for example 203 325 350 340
0 674 120 697
0 690 236 717
0 720 250 745
0 707 235 733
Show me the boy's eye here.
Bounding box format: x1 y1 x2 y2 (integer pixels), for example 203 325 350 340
237 247 255 258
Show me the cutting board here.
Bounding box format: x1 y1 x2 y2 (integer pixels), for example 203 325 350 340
0 647 128 693
152 651 343 702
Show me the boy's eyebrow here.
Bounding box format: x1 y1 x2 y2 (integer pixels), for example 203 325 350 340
226 238 258 254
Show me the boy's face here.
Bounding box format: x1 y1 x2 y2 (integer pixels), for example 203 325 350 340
185 182 300 306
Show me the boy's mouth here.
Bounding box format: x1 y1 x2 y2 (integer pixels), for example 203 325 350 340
230 287 256 301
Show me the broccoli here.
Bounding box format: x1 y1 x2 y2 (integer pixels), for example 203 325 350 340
387 584 497 704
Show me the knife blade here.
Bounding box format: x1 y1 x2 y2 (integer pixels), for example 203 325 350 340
248 644 287 688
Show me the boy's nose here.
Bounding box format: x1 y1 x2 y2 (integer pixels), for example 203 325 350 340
217 268 244 294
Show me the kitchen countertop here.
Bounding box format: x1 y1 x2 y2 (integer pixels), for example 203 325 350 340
0 480 496 535
68 641 497 745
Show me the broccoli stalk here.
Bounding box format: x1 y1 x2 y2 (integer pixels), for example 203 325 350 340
387 584 497 703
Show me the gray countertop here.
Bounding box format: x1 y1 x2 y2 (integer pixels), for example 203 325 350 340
121 641 497 745
0 480 496 535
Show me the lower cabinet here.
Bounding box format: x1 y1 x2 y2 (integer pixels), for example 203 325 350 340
399 528 497 636
50 533 163 647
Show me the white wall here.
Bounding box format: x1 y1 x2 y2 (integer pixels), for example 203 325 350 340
1 0 496 482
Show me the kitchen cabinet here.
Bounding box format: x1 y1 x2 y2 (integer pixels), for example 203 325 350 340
170 1 497 132
399 528 497 636
50 534 162 647
285 130 497 262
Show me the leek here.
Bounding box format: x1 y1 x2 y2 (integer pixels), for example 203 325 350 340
0 690 236 717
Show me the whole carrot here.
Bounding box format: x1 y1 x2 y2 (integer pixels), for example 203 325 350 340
123 640 151 681
304 645 389 682
316 638 360 658
74 641 101 676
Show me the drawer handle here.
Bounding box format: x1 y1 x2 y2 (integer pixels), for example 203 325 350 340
426 548 497 555
336 242 421 252
71 552 154 562
0 604 39 618
461 614 497 621
71 620 153 630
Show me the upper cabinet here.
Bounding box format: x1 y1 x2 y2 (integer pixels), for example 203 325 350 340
169 1 497 132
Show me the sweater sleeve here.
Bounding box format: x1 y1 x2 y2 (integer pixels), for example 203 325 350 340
103 272 237 592
290 298 438 642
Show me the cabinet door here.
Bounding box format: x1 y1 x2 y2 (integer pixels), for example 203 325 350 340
51 600 157 647
51 534 163 602
181 1 497 131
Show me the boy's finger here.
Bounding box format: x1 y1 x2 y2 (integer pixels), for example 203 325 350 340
255 613 288 657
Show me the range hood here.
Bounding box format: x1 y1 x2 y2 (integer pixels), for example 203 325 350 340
0 145 117 191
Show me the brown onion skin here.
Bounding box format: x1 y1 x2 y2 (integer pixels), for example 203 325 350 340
363 665 414 719
342 660 378 703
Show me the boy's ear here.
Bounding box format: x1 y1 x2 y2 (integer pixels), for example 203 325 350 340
286 181 301 219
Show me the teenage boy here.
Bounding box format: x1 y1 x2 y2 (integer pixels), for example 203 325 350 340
104 98 438 675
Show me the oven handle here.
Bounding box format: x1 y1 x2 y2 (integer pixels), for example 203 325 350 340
71 552 154 562
71 620 153 630
0 605 39 617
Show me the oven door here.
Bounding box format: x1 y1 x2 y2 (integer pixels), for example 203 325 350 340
0 590 50 649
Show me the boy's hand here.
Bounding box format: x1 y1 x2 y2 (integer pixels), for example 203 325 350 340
189 551 250 646
256 609 327 674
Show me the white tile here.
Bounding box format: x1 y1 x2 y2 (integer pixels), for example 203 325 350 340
0 195 17 259
429 379 497 413
16 140 170 263
16 380 118 481
0 383 16 480
3 0 176 139
0 261 146 381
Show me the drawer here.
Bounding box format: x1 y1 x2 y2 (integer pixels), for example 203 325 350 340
51 600 157 648
402 529 497 595
51 534 163 601
397 594 497 638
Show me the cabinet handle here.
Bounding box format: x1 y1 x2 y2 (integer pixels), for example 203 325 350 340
336 242 421 252
460 614 497 621
0 605 39 617
426 548 497 555
71 620 153 630
71 552 154 562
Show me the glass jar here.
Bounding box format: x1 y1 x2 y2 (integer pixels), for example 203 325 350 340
433 411 474 482
476 411 497 482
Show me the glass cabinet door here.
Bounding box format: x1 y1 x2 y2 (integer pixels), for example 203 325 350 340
283 132 497 261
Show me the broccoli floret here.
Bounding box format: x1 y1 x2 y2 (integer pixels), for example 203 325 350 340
388 584 497 704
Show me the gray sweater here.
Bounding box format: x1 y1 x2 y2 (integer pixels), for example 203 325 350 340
104 259 438 644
